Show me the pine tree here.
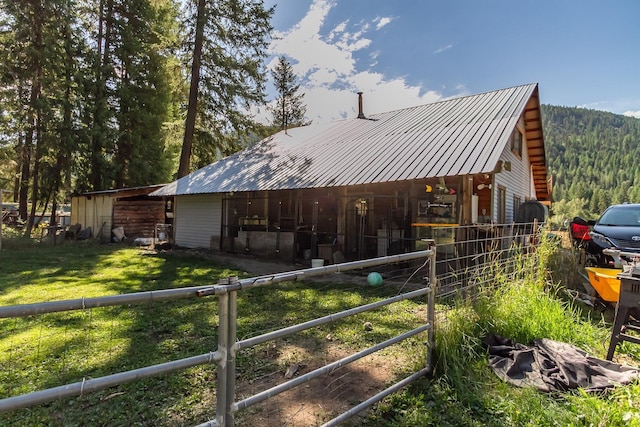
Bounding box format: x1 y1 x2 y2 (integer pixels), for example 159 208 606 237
111 0 178 188
83 0 117 191
542 104 640 217
0 0 73 232
269 55 310 132
177 0 274 178
74 0 180 191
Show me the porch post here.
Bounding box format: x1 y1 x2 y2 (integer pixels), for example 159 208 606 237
461 175 474 225
336 187 347 252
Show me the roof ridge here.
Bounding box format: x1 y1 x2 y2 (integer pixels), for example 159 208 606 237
367 82 538 119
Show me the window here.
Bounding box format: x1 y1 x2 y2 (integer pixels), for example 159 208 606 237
497 186 506 224
511 128 523 157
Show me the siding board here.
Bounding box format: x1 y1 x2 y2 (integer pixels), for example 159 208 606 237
174 194 222 249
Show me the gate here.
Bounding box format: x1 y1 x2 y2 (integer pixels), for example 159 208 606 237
0 246 436 426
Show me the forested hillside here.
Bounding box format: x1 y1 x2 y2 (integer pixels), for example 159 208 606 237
542 105 640 220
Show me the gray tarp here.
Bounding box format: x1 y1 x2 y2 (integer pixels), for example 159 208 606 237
485 335 639 392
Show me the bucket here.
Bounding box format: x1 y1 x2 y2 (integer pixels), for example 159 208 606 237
311 258 324 268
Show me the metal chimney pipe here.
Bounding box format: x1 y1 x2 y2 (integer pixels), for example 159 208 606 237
357 92 366 119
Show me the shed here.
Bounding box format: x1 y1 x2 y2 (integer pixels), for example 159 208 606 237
70 185 170 242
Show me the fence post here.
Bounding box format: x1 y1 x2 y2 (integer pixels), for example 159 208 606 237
216 288 229 426
425 240 437 373
214 276 239 427
225 277 238 427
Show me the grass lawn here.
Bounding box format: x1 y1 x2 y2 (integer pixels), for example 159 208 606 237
1 239 640 426
0 242 426 426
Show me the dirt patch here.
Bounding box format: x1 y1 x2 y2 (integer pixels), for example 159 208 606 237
154 247 428 424
235 340 416 426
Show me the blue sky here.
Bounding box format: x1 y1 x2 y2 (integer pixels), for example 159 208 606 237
260 0 640 124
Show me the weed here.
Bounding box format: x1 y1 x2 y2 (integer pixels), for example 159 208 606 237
364 232 640 426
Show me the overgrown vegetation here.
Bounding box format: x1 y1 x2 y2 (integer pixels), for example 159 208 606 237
364 236 640 426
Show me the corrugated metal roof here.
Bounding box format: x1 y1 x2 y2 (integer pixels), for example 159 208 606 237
77 184 168 196
153 83 547 197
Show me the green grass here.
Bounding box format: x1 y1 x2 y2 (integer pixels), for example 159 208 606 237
2 237 640 426
0 241 425 426
363 237 640 427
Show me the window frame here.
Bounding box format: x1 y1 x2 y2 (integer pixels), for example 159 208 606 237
497 186 507 224
511 128 523 158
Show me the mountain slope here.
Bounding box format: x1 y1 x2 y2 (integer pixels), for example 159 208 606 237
541 105 640 218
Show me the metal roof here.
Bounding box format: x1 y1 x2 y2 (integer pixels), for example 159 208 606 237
75 184 168 197
152 83 548 198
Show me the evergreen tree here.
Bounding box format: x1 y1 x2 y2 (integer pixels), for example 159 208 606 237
0 0 40 222
177 0 274 177
111 0 178 188
0 0 82 232
269 55 310 132
542 104 640 218
78 0 179 190
81 0 117 191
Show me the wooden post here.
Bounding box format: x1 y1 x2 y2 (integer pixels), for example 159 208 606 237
0 188 10 251
461 175 474 225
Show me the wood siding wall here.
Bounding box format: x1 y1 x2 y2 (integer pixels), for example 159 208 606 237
493 121 534 222
174 194 222 249
113 200 165 238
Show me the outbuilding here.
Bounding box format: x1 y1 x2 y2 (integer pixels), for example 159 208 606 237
70 185 171 242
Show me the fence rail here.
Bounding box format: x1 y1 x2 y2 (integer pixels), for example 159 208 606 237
0 246 437 426
1 221 545 425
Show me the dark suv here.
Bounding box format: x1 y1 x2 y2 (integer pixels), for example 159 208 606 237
588 203 640 267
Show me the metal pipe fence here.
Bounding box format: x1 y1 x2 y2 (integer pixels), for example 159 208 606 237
198 245 438 427
0 247 437 426
0 221 546 425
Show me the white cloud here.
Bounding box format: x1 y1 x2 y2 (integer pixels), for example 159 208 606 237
330 20 348 37
375 16 392 30
433 44 454 54
579 100 640 118
263 0 448 124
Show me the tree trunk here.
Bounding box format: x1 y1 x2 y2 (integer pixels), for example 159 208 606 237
90 0 114 190
18 130 30 221
24 87 42 238
177 0 206 178
23 0 43 237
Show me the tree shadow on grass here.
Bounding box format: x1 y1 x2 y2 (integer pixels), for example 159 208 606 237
1 246 242 425
1 247 432 426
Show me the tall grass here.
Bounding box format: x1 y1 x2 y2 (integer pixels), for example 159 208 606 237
365 234 640 426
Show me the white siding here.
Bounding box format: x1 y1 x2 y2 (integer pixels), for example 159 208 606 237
493 122 533 222
174 194 222 249
70 195 113 240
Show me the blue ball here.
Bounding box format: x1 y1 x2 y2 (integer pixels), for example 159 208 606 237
367 272 383 286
